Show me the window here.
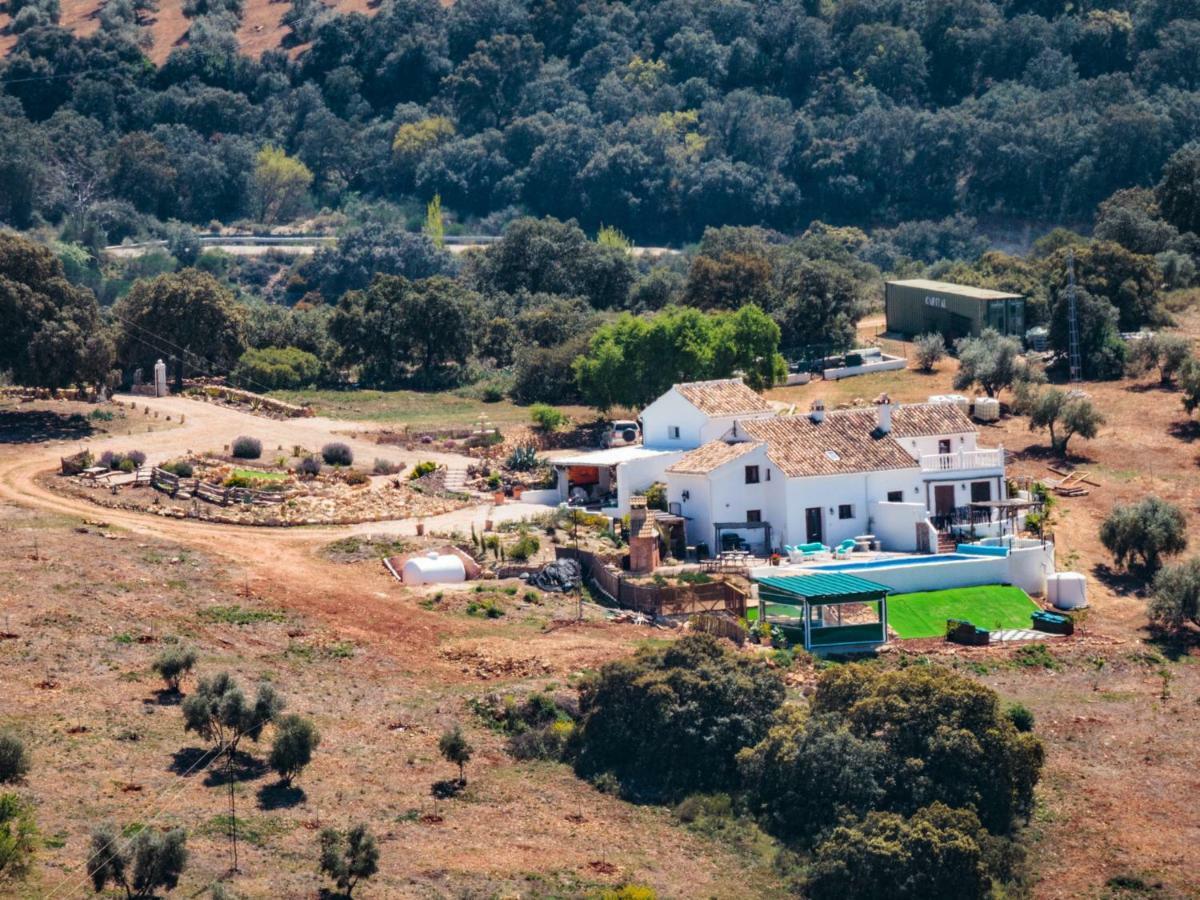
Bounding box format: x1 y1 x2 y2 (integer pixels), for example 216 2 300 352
838 504 854 520
938 438 952 455
746 510 762 523
887 490 904 503
971 481 992 503
745 465 760 484
668 426 680 440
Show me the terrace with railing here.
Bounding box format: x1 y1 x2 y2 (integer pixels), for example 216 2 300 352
919 448 1004 472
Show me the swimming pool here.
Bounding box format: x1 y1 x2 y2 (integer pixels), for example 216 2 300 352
813 553 978 571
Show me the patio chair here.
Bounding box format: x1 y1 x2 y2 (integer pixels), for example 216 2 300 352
834 538 857 559
788 542 831 562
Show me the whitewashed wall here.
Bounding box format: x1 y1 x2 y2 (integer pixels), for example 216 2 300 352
869 500 928 551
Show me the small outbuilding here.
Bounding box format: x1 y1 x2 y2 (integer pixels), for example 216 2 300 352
755 572 890 654
885 278 1025 342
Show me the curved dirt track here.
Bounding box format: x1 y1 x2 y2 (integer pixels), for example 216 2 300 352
0 394 556 657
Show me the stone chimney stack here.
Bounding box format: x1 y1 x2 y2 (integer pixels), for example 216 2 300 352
875 393 894 434
628 495 660 574
809 399 826 424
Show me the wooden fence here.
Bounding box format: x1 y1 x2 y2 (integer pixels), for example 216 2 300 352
148 467 289 506
556 547 747 620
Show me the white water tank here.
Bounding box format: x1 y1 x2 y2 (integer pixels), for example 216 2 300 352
929 394 969 411
1047 572 1087 610
401 551 467 586
974 396 1000 422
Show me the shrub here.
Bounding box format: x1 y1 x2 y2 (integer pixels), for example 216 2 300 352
163 460 194 478
343 470 369 486
126 450 147 467
321 442 353 466
439 725 473 783
297 456 322 477
118 458 136 473
372 458 402 475
319 824 379 899
151 646 198 693
0 733 30 784
269 714 320 786
231 346 322 391
231 436 262 459
642 482 667 511
88 824 187 898
506 444 540 471
507 533 540 561
914 332 947 372
530 403 567 431
1006 703 1035 733
0 792 37 880
408 460 438 480
573 634 786 801
807 804 1011 900
1149 557 1200 633
1099 495 1187 572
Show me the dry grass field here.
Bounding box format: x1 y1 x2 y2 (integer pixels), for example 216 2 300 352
3 307 1200 897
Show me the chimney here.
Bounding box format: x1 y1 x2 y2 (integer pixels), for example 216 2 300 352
628 495 660 574
809 399 826 424
875 393 894 434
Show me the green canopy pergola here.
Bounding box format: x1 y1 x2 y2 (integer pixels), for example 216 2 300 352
756 572 890 651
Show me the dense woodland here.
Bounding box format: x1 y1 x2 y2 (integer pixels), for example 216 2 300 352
5 0 1200 401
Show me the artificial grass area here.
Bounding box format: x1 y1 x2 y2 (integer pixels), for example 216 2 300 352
231 468 287 481
885 585 1038 638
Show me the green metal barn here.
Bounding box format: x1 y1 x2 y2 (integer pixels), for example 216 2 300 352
885 279 1025 342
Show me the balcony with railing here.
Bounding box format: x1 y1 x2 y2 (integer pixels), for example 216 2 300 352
919 448 1005 473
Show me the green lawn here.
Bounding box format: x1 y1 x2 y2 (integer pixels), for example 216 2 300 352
886 586 1038 638
268 388 598 429
231 467 286 481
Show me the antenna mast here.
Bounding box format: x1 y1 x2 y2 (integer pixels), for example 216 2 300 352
1066 249 1082 383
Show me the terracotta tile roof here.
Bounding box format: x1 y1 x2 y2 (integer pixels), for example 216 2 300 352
734 403 976 477
667 439 764 475
674 379 773 416
885 403 976 438
740 415 919 477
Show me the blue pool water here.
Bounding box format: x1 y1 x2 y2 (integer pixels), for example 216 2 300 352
813 553 978 571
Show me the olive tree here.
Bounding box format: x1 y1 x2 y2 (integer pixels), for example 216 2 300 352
438 725 472 784
913 332 946 372
1099 496 1188 573
87 825 187 899
151 646 197 693
1128 332 1193 385
1149 558 1200 633
953 329 1025 398
269 714 320 786
181 672 283 754
1027 388 1105 454
0 792 37 880
318 824 379 899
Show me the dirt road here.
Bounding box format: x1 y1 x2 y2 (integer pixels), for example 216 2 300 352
0 395 563 650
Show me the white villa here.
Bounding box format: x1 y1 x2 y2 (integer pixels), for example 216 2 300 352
553 377 1011 558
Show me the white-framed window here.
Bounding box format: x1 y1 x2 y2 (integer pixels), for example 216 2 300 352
838 504 854 520
668 426 681 440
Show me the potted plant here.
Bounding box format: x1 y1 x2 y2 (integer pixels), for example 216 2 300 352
512 484 524 500
769 551 781 567
758 619 773 647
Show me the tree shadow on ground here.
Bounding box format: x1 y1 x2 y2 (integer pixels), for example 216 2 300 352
203 752 269 787
1144 625 1200 661
257 782 306 810
148 688 182 706
1008 443 1094 466
431 778 465 799
1167 419 1200 443
0 411 94 443
1090 562 1147 599
1125 380 1177 394
168 746 217 776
